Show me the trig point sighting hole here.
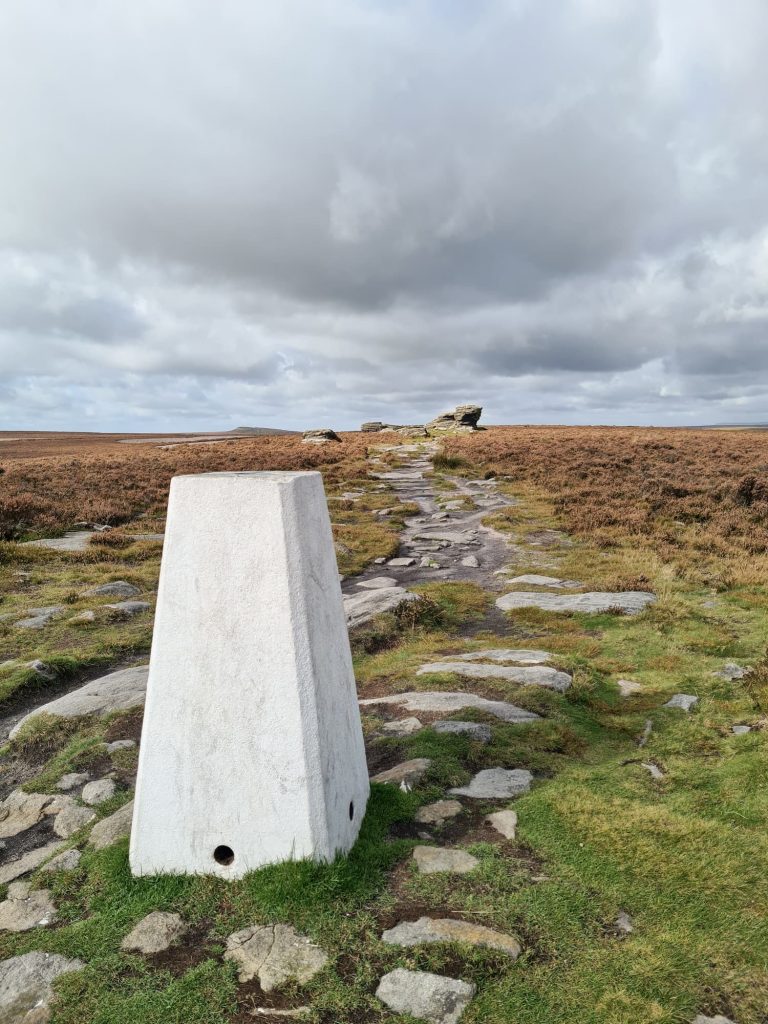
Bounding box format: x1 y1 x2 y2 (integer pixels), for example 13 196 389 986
214 845 235 866
349 801 354 821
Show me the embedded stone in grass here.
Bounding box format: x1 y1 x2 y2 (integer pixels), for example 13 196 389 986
376 968 475 1024
732 725 752 735
360 692 539 724
0 883 57 932
81 779 116 806
343 586 418 629
106 739 137 753
42 848 82 873
0 841 64 885
52 800 96 839
82 581 141 598
0 791 53 839
105 600 151 618
450 768 533 800
415 800 463 825
452 648 553 664
381 717 424 736
413 846 479 874
89 800 134 850
617 679 643 696
506 574 582 588
614 911 634 934
224 924 328 991
433 721 492 743
355 576 399 589
416 660 572 692
371 758 432 787
121 911 188 954
68 609 96 623
713 662 747 680
0 951 84 1022
486 809 517 839
382 917 521 958
14 606 65 630
387 556 417 566
663 693 698 711
693 1017 737 1024
496 591 655 615
10 666 150 738
641 762 664 780
56 773 89 792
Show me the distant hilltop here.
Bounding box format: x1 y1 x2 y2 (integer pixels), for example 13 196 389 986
227 426 298 435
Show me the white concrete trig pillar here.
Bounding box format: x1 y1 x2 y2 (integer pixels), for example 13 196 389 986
130 471 370 879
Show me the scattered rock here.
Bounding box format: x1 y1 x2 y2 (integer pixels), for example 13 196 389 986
355 576 398 590
387 556 417 567
450 768 533 800
713 662 747 680
506 574 582 588
56 773 89 792
460 555 480 568
68 610 96 623
82 581 141 598
343 587 418 629
452 648 552 664
638 720 653 748
373 556 387 564
121 911 188 954
0 791 53 839
224 924 328 991
14 606 64 630
105 600 151 618
641 762 664 780
617 679 643 697
433 721 492 743
89 800 134 850
420 557 440 568
615 911 634 934
416 660 571 692
42 848 82 873
371 759 432 787
381 717 423 736
496 591 655 615
106 739 137 753
486 809 517 839
0 883 56 932
382 917 521 958
415 800 463 825
376 968 475 1024
0 951 83 1022
413 846 479 874
360 691 539 724
53 801 96 839
301 428 341 444
663 693 698 711
10 666 149 738
81 779 116 806
0 841 64 885
732 725 752 735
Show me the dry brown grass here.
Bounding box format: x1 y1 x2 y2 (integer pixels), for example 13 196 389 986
446 425 768 585
0 432 369 539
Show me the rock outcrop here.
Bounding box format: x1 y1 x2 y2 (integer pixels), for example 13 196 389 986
427 405 482 432
301 428 341 444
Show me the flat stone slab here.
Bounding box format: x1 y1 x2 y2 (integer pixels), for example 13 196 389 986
371 758 432 787
360 692 539 724
387 556 417 567
486 809 518 839
452 648 553 664
105 600 151 617
53 800 96 838
343 587 418 629
0 791 53 839
82 778 116 806
0 882 56 932
433 721 491 743
664 693 699 711
0 951 83 1022
413 846 479 874
382 917 521 958
10 666 150 738
14 606 64 629
415 800 463 825
381 717 423 736
507 574 582 588
89 800 134 850
225 923 328 991
732 725 752 735
413 531 476 544
496 591 655 615
376 968 475 1024
82 581 141 598
355 576 399 589
22 531 93 551
122 911 188 953
0 841 64 885
42 848 82 873
617 679 643 697
450 768 533 799
416 661 571 692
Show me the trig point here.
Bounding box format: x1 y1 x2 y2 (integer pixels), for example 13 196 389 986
130 471 370 878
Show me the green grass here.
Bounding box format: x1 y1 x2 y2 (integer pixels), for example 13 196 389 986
1 447 768 1022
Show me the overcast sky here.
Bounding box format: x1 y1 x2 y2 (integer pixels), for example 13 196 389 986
1 0 767 432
